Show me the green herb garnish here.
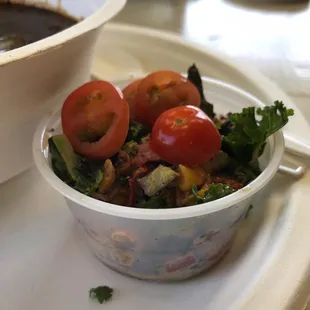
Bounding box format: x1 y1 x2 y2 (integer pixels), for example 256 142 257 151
192 183 235 204
89 286 114 304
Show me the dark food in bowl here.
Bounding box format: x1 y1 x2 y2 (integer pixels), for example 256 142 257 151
0 3 77 53
48 64 294 209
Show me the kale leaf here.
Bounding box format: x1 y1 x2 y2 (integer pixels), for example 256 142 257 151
187 64 215 119
136 195 167 209
220 101 294 164
48 136 103 196
122 140 139 158
126 121 150 143
192 183 235 204
233 163 260 185
89 286 114 304
73 157 103 195
49 137 75 186
224 157 261 185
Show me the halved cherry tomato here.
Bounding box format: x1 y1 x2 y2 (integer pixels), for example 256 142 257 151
150 106 221 166
122 78 142 117
61 80 129 160
133 70 200 127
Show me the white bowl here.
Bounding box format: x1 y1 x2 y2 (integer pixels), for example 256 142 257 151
0 0 126 184
33 76 284 281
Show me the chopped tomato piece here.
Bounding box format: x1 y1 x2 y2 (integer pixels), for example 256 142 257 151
133 70 200 126
61 80 129 160
150 106 221 166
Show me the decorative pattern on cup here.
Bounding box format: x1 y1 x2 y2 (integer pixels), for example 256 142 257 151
164 252 197 273
192 229 220 248
207 239 233 264
109 249 135 267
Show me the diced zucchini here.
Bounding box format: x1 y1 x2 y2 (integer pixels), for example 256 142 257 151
49 134 79 182
138 165 178 197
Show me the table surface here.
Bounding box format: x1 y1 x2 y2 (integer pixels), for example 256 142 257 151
111 0 310 309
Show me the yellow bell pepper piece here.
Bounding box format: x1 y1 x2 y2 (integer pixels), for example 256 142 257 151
177 165 206 192
198 183 209 197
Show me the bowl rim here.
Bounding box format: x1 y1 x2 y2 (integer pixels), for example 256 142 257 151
0 0 126 66
32 76 285 220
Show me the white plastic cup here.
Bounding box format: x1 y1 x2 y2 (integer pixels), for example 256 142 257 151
33 77 284 281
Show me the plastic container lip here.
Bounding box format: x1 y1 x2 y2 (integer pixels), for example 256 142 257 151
33 77 285 221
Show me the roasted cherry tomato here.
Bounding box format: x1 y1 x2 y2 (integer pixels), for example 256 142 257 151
133 70 200 127
62 80 130 160
122 78 142 116
150 106 221 166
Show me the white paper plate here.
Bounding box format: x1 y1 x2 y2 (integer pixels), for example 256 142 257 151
1 158 310 310
1 23 310 310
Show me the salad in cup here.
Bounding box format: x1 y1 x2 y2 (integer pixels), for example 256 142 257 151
49 65 293 209
34 64 292 281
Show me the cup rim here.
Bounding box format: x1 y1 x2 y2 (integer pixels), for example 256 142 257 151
32 76 285 220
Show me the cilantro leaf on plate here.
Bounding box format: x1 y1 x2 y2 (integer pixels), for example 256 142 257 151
89 286 114 304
